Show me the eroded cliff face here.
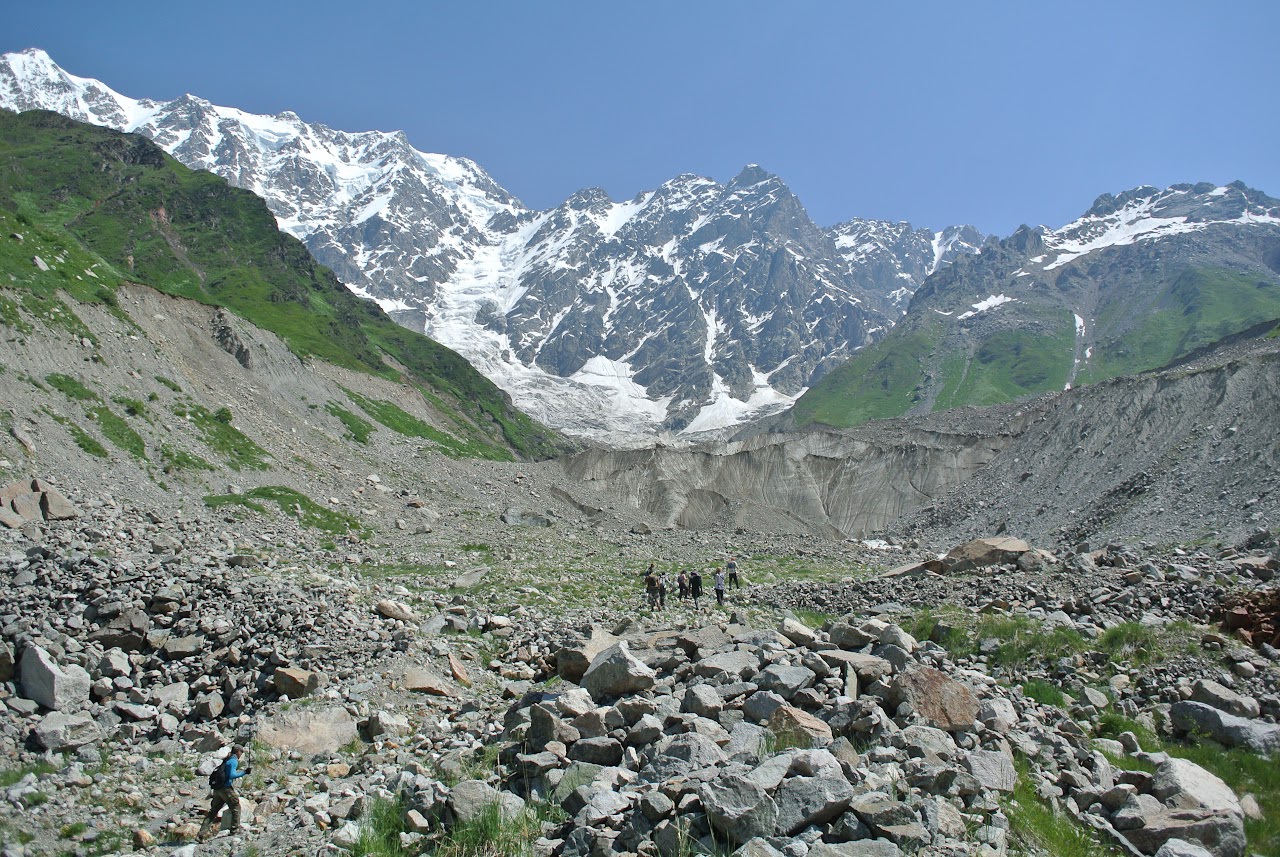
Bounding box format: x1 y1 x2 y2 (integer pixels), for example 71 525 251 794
556 333 1280 546
559 424 1019 538
898 339 1280 547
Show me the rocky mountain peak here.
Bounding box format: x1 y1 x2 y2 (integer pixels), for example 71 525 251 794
0 49 986 441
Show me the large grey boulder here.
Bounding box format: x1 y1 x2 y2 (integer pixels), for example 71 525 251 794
1151 759 1242 819
19 645 90 711
1190 680 1259 719
556 627 621 682
257 706 358 755
774 775 855 836
89 608 150 652
639 732 727 782
755 664 816 701
886 667 978 732
1122 808 1245 857
1170 701 1280 755
1154 840 1216 857
963 749 1016 793
32 711 102 752
700 774 778 845
451 779 525 823
581 641 656 700
693 649 759 680
809 840 900 857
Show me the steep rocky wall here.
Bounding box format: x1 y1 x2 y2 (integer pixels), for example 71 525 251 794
898 341 1280 548
559 426 1016 538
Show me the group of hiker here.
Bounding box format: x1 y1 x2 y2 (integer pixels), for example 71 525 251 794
642 556 741 610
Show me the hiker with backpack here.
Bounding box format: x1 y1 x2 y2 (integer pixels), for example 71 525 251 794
643 567 661 609
689 569 703 609
714 567 726 606
726 556 741 589
199 746 250 840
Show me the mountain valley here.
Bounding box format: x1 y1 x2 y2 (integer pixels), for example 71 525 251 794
0 48 1276 857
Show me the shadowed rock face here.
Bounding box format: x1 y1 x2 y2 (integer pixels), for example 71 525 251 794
559 425 1015 538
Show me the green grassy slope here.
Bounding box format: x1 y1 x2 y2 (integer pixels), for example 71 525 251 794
795 270 1280 431
0 109 561 459
1078 267 1280 383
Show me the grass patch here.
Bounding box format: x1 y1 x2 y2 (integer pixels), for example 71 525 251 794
343 387 511 460
1005 756 1121 857
159 443 214 473
1022 679 1066 707
434 798 562 857
327 402 375 444
1096 622 1160 666
45 372 98 401
87 404 145 459
45 410 108 458
793 607 835 630
347 795 407 857
111 395 149 419
0 759 58 788
173 402 270 470
204 486 359 534
154 375 182 393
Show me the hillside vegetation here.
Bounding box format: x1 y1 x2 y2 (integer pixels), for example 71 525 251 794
0 109 561 460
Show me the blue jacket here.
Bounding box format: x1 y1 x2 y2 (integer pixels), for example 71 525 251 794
222 755 247 785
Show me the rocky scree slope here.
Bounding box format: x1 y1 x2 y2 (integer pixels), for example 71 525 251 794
1 503 1276 857
0 48 983 439
793 183 1280 429
552 325 1280 548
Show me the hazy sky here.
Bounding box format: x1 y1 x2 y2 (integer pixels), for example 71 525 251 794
5 1 1277 236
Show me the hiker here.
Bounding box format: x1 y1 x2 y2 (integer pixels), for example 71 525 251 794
657 572 668 610
644 567 660 609
726 556 740 589
714 567 726 606
199 746 250 839
689 569 703 609
677 570 689 601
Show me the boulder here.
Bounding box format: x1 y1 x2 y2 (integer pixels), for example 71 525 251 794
274 667 319 699
943 537 1031 572
19 645 90 711
887 667 978 732
768 705 833 747
693 649 759 680
1189 680 1260 719
1154 840 1216 857
1151 758 1242 820
258 706 358 755
817 650 893 682
32 711 102 752
639 732 727 782
774 775 854 836
375 599 416 622
1122 808 1245 857
755 664 816 701
404 667 459 698
809 842 900 857
700 774 778 845
581 641 656 700
0 642 14 682
555 627 621 683
963 749 1016 793
779 618 817 647
89 609 150 652
1170 701 1280 755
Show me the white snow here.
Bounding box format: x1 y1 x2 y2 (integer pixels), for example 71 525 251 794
1041 187 1280 270
1074 313 1086 336
956 294 1014 320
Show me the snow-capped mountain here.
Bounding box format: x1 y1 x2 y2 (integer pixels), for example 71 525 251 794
793 180 1280 428
830 220 986 314
0 48 981 439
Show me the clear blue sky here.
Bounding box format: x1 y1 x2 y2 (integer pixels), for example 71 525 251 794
5 1 1277 236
